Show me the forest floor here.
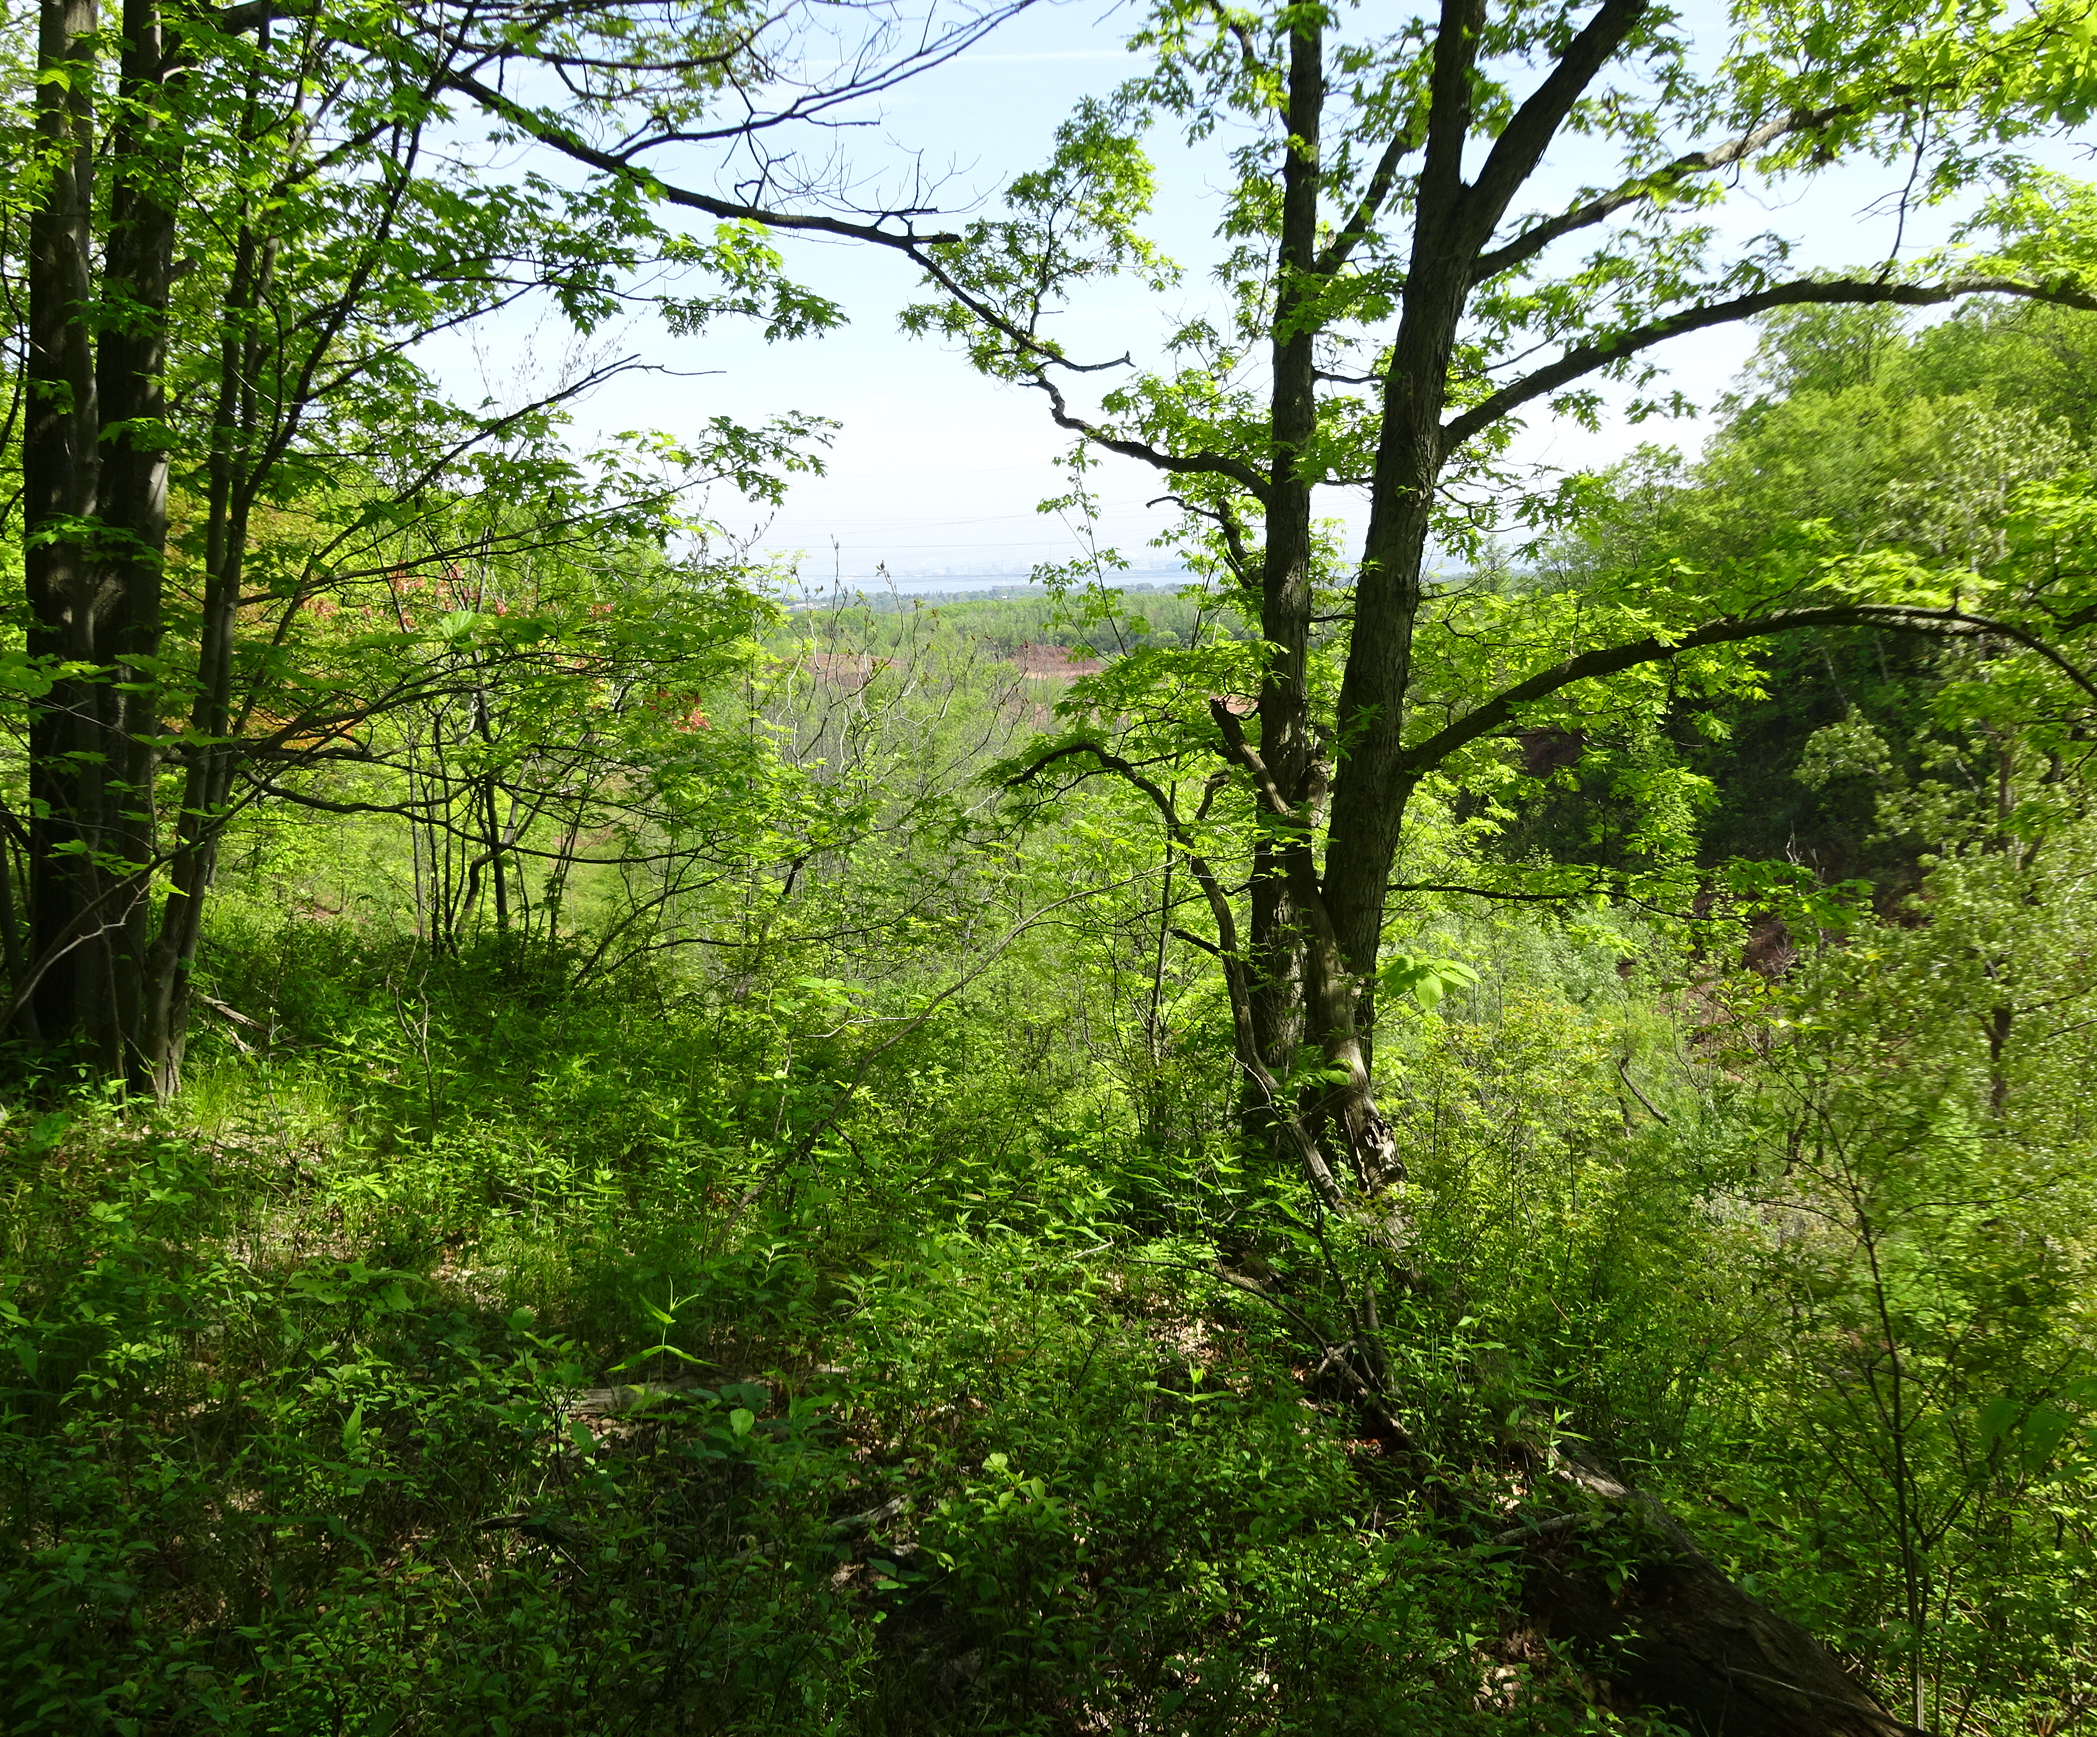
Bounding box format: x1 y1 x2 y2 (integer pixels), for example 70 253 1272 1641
0 932 1704 1737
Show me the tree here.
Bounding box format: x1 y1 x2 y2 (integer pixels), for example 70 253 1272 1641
1543 302 2097 888
1697 704 2097 1727
8 0 1027 1092
905 0 2097 1211
883 1 2097 1725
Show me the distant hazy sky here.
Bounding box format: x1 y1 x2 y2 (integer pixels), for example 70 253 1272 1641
448 0 2096 590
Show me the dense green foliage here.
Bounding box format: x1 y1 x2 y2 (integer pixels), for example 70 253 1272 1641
783 582 1233 661
11 293 2097 1729
13 0 2097 1728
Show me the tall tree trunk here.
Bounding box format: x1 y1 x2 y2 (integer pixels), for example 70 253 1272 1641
1292 304 1465 1184
22 0 186 1089
1242 15 1322 1146
1322 112 1474 986
24 0 110 1056
97 0 180 1089
142 221 264 1098
1298 0 1484 1166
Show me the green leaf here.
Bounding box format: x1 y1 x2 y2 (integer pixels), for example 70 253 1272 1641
1378 953 1481 1013
1978 1395 2022 1446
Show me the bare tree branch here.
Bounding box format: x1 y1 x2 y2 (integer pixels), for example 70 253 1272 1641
1441 276 2097 454
1031 372 1271 499
1470 97 1903 285
1397 603 2097 779
1314 127 1416 279
437 67 968 248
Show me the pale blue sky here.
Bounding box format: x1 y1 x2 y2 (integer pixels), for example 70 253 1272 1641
450 0 2097 591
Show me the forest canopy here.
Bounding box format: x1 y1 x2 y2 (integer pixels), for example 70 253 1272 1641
8 0 2097 1733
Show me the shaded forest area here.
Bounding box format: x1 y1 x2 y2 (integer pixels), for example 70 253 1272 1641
11 0 2097 1733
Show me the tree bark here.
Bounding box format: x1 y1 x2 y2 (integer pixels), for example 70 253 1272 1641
96 0 180 1089
1320 0 1481 1000
141 217 266 1097
1242 13 1324 1142
25 0 115 1060
22 0 191 1088
1514 1455 1912 1737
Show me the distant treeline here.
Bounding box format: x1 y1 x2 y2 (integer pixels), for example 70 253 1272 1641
777 581 1250 659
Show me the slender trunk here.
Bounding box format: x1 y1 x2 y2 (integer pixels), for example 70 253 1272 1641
410 791 429 941
474 685 508 933
141 758 229 1096
140 221 262 1096
544 798 583 943
98 0 180 1089
459 843 484 931
1242 17 1321 1143
487 780 509 931
1986 1001 2011 1117
432 712 464 949
1145 840 1173 1068
1308 4 1484 1138
1859 1220 1928 1732
0 820 29 1021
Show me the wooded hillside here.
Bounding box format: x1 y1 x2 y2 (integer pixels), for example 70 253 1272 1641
9 0 2097 1731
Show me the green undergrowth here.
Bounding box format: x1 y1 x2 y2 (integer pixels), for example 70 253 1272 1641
0 931 1685 1736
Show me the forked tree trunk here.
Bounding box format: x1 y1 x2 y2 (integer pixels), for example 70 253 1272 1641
1028 5 2063 1728
1216 27 1905 1711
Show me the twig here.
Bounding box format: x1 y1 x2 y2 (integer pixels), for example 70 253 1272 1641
1616 1055 1670 1125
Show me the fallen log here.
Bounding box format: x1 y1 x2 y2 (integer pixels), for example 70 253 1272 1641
1509 1451 1918 1737
1218 1261 1912 1735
